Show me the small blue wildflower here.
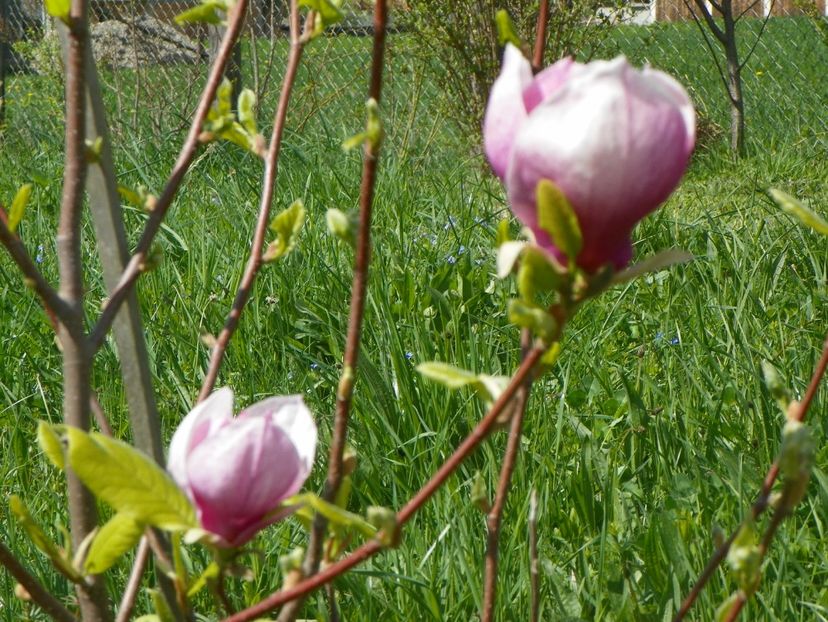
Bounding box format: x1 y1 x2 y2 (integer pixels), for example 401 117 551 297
458 245 466 255
654 331 664 342
310 362 320 371
446 255 457 265
443 216 457 231
473 216 485 225
405 351 414 360
670 336 680 345
35 245 44 264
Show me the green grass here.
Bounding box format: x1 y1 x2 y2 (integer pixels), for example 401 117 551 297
1 19 828 622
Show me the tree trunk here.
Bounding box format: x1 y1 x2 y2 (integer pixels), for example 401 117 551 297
722 1 746 156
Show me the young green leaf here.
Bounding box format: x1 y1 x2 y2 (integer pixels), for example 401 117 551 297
8 184 33 234
264 200 306 261
44 0 70 22
517 245 564 300
298 0 343 28
495 9 523 48
508 299 557 341
536 179 582 263
610 248 693 286
286 493 377 539
84 514 144 575
64 428 197 531
174 0 225 25
37 421 65 469
186 561 220 598
768 188 828 236
416 362 479 390
326 208 356 247
237 88 257 135
9 496 83 582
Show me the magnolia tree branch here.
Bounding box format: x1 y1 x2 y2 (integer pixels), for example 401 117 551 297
482 330 535 621
532 0 550 72
87 0 251 353
0 214 70 320
198 0 310 401
674 334 828 622
57 0 112 619
277 3 390 621
221 344 548 622
115 537 149 622
0 540 78 622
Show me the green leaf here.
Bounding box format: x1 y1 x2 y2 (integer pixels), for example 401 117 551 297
9 496 82 582
298 0 343 27
8 184 32 233
326 208 356 247
287 493 377 539
416 362 479 390
37 421 65 469
264 199 306 261
768 188 828 236
610 248 693 286
495 9 523 48
715 592 741 622
134 617 162 622
44 0 70 22
84 514 144 575
237 88 257 135
536 179 582 263
64 428 196 531
187 561 220 598
174 0 225 25
343 98 384 151
508 298 557 341
517 245 564 300
149 588 176 622
495 218 511 247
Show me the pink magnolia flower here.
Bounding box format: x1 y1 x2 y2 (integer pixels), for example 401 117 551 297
484 45 695 271
168 388 317 547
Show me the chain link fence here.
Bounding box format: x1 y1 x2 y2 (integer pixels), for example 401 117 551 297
0 1 825 164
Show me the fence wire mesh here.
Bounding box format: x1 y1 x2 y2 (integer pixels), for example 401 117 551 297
0 1 825 165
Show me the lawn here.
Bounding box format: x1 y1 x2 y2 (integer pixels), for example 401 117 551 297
0 15 827 622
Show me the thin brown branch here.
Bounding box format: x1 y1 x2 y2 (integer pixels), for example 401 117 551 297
691 0 727 43
115 537 149 622
528 488 540 622
0 540 78 622
0 215 71 320
277 4 390 622
531 0 549 72
482 331 534 621
675 335 828 621
198 0 309 401
59 0 112 618
222 344 548 622
87 0 251 354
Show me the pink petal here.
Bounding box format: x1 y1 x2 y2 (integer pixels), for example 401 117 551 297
483 43 533 179
522 56 576 112
167 387 234 492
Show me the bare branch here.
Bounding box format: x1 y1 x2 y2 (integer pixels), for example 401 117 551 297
739 0 775 70
690 0 727 43
532 0 550 72
277 5 390 621
198 0 310 401
0 540 78 622
115 537 149 622
223 344 548 622
482 331 534 621
87 0 251 354
0 215 71 320
675 334 828 621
